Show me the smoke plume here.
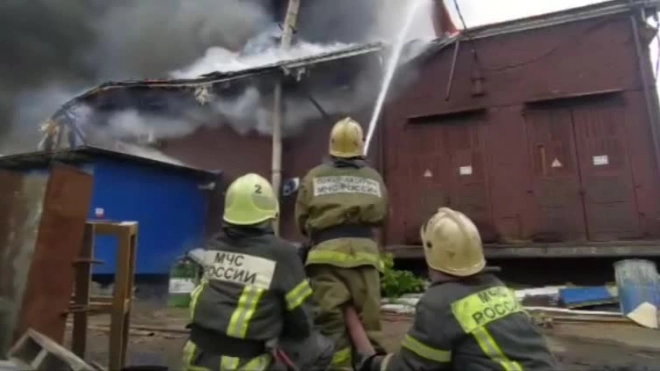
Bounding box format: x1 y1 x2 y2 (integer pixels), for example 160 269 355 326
0 0 435 155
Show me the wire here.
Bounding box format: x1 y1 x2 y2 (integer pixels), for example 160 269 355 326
654 16 660 83
451 0 484 69
484 19 614 72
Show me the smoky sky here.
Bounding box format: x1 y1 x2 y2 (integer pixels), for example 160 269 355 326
0 0 407 153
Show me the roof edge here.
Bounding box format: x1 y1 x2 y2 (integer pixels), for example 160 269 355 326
414 0 658 64
0 146 217 179
465 0 659 40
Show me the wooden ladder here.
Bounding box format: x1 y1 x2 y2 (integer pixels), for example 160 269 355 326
68 221 138 371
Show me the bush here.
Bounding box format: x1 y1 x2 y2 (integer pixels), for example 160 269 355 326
380 253 426 298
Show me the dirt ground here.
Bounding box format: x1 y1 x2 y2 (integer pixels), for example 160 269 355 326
66 301 660 371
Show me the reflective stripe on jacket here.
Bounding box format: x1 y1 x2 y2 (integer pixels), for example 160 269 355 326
295 158 388 271
189 227 315 344
378 274 558 371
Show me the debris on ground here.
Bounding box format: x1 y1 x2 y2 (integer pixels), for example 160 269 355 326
8 329 96 371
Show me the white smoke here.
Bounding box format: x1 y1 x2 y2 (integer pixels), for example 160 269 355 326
171 41 355 79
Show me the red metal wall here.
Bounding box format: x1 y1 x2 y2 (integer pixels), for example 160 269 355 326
383 15 660 247
161 112 382 241
161 15 660 250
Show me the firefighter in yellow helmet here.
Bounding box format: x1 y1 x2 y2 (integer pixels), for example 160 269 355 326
355 208 558 371
295 117 389 369
184 173 334 371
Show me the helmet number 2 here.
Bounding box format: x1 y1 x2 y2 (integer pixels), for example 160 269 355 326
254 184 262 194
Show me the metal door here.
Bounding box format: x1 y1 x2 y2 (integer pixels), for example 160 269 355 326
572 101 641 240
396 121 452 244
445 120 495 241
388 114 492 244
525 108 587 241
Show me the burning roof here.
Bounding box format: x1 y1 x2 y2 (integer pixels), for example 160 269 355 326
40 42 387 151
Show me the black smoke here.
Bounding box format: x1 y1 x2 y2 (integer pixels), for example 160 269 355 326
0 0 419 154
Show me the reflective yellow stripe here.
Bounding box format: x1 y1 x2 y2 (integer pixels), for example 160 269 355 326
189 279 208 319
331 346 352 366
306 250 384 272
221 354 271 370
451 286 524 333
401 334 451 363
239 354 271 370
380 354 394 371
451 286 524 370
182 341 210 371
227 285 266 338
285 279 313 310
220 356 240 371
473 327 523 371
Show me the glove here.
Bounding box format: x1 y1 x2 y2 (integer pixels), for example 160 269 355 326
353 352 385 371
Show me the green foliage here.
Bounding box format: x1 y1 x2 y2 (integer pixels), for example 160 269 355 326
381 253 426 298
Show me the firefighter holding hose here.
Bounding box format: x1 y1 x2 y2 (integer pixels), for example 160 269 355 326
355 208 558 371
295 117 389 370
184 173 334 371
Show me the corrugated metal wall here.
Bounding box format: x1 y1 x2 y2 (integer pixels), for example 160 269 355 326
91 158 208 274
383 14 660 247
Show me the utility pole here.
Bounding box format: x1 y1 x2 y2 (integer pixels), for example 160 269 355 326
272 0 300 235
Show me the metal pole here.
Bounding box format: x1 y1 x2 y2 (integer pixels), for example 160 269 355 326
272 0 301 235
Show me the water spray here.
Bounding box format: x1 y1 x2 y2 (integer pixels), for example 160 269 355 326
364 0 428 156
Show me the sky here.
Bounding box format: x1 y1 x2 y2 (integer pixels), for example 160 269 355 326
446 0 610 27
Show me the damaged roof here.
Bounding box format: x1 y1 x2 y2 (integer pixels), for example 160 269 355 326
48 42 384 124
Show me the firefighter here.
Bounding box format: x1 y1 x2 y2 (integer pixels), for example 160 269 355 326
355 208 558 371
295 117 389 369
184 173 334 371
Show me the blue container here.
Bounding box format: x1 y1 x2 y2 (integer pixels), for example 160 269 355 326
0 146 218 275
559 286 619 308
614 259 660 328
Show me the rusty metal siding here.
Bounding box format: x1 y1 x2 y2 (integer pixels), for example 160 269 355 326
0 164 93 354
384 14 660 248
0 170 47 355
17 165 94 344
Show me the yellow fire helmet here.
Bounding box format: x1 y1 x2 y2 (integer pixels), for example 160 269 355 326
223 173 279 226
420 207 486 277
329 117 365 158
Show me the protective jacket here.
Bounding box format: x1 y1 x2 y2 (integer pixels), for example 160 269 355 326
187 225 316 369
370 273 557 371
294 157 388 271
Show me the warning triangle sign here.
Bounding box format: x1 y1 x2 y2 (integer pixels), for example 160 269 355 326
551 158 562 168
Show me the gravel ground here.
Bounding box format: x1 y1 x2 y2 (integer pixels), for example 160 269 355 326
64 301 660 370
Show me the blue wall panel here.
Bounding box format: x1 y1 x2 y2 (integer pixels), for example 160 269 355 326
90 159 208 275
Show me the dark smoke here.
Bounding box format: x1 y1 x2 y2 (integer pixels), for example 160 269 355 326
0 0 431 154
270 0 381 44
